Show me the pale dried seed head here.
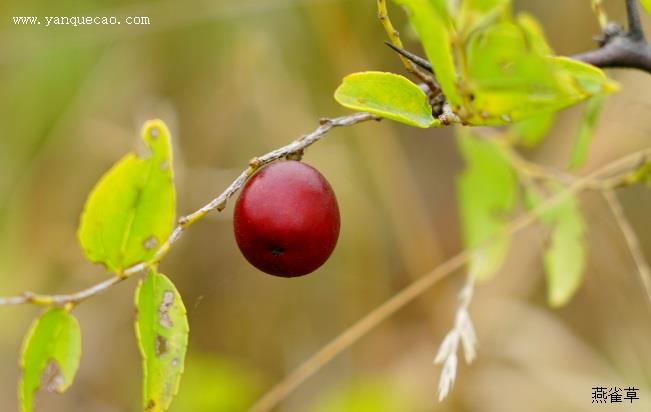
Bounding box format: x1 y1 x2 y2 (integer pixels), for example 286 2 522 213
438 353 458 402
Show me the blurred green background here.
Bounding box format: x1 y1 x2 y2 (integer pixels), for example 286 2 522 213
1 0 651 411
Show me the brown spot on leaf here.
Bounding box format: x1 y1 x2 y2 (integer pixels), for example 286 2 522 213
145 399 156 411
143 236 158 251
150 127 160 139
155 335 168 357
136 144 153 160
40 360 63 393
159 291 174 328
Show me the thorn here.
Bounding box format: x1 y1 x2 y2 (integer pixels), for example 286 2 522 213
384 41 433 73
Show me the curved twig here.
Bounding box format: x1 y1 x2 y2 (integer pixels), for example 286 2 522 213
603 189 651 307
0 112 380 307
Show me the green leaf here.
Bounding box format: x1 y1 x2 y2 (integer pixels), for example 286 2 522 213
461 0 508 15
171 355 263 412
551 56 619 97
545 211 586 307
516 13 553 56
542 189 586 307
458 0 509 33
634 160 651 186
512 112 555 147
525 183 587 306
135 270 189 412
78 120 176 274
569 96 605 169
463 20 560 124
311 378 418 412
457 128 517 280
462 17 617 125
384 5 616 127
19 308 82 412
394 0 464 110
334 71 437 128
641 0 651 17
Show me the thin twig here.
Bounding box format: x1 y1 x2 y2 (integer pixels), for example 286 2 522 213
477 131 637 191
495 139 577 186
603 189 651 306
248 147 651 412
0 112 379 307
592 0 609 29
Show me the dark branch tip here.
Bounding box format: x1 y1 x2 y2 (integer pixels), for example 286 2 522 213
383 41 434 73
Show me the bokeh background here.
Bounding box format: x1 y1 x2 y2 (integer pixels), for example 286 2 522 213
1 0 651 411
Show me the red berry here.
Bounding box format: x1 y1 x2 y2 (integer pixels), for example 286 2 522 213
233 160 340 277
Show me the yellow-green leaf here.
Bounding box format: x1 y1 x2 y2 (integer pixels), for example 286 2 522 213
512 112 555 147
569 96 605 169
526 183 587 307
334 71 438 128
461 0 508 14
135 270 189 412
463 20 560 124
458 0 509 33
462 17 617 125
635 160 651 186
641 0 651 17
516 13 553 56
543 191 586 307
171 355 263 412
19 308 81 412
78 120 176 274
457 128 517 280
394 0 464 110
385 4 616 127
551 56 619 97
311 378 419 412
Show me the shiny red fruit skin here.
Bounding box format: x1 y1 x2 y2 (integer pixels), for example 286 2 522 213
233 160 340 277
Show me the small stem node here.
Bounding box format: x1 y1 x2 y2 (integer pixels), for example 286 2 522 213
286 149 304 161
